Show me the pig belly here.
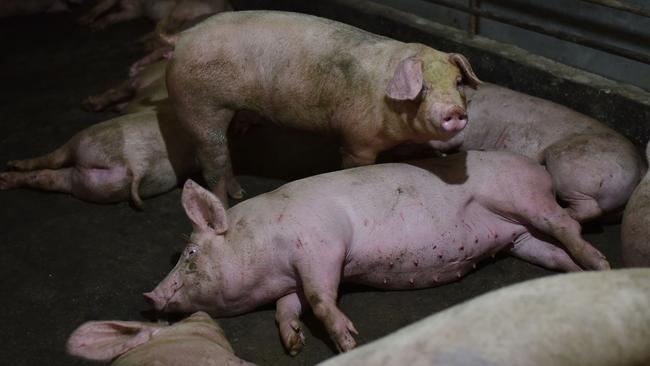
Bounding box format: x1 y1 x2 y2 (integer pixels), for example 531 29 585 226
341 208 505 290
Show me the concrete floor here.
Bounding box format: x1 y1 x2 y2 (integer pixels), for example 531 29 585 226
0 9 624 366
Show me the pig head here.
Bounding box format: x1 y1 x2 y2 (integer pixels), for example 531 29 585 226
67 311 254 365
143 180 248 315
386 52 480 138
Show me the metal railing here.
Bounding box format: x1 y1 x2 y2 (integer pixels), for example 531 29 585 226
422 0 650 64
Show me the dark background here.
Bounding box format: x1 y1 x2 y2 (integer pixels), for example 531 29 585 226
0 3 638 366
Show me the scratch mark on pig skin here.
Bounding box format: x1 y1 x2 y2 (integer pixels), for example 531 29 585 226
363 219 369 226
295 238 304 249
277 214 284 223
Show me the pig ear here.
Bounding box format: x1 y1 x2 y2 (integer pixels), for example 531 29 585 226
66 320 161 361
386 56 424 101
181 179 228 234
449 53 481 89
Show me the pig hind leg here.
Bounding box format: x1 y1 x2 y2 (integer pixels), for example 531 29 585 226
520 197 609 270
0 166 131 203
275 292 307 356
294 243 358 352
508 231 581 272
0 169 73 193
6 145 71 171
166 65 242 202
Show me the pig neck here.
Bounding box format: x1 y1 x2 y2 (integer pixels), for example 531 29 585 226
217 220 296 314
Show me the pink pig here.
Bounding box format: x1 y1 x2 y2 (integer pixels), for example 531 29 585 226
144 151 609 354
166 10 481 202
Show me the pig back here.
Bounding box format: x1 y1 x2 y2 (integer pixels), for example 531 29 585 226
172 11 406 132
319 269 650 366
460 83 614 160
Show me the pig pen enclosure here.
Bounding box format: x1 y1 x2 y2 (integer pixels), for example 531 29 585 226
0 0 648 365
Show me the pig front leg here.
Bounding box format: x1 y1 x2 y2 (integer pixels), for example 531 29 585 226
275 293 307 356
82 80 135 112
508 232 581 272
90 7 142 30
294 244 358 352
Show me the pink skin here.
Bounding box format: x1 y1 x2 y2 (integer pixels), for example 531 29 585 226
144 151 609 354
166 11 480 202
621 142 650 267
0 111 195 209
67 311 256 365
429 83 646 222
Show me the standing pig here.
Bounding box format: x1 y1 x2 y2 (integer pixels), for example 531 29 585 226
166 10 481 201
428 83 646 222
67 311 255 365
144 151 608 354
621 142 650 267
318 269 650 366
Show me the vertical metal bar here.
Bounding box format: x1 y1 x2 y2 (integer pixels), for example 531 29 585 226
467 0 479 38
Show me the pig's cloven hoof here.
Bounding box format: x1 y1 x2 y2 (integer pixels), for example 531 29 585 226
281 320 306 356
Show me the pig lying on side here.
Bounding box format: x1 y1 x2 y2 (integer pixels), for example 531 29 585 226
167 10 481 202
79 0 230 31
144 151 608 354
429 83 646 222
318 269 650 366
82 59 168 113
0 0 82 18
67 311 255 365
621 142 650 267
0 104 195 208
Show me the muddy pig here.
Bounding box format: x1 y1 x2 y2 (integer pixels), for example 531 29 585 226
67 311 255 365
318 269 650 366
0 106 195 208
166 10 481 202
621 142 650 267
428 83 646 222
144 151 608 354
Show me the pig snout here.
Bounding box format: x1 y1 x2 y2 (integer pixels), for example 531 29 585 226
144 276 184 312
441 105 467 133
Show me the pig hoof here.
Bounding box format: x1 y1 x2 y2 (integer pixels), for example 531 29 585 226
81 97 103 112
227 179 245 199
280 320 305 356
334 320 358 352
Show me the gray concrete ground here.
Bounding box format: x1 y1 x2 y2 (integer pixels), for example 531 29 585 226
0 9 624 366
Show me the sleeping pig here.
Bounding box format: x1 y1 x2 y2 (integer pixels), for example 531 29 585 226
144 151 609 354
621 141 650 267
0 102 195 208
318 269 650 366
166 10 481 202
429 83 646 222
67 311 255 365
79 0 230 31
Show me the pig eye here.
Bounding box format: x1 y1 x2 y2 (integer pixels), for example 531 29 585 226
186 245 199 257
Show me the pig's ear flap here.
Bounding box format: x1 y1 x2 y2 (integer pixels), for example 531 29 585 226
66 320 161 361
181 179 228 234
386 56 424 101
449 53 481 89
